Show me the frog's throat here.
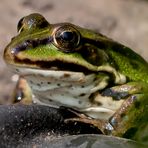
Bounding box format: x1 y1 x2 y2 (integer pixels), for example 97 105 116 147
12 67 126 120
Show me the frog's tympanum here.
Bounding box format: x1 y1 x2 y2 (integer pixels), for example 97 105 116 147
3 13 148 143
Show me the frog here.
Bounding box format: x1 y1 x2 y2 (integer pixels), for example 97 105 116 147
3 13 148 143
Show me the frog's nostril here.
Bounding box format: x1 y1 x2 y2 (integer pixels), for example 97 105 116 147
11 42 29 55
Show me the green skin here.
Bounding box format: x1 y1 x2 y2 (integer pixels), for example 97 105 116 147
3 13 148 143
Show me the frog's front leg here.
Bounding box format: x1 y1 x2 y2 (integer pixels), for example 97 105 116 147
12 76 33 104
109 93 148 141
64 82 148 142
101 82 148 142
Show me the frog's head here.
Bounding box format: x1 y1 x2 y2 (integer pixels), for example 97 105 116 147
4 14 148 125
4 13 110 74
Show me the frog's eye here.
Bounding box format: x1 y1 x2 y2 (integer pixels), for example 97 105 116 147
17 13 49 33
53 25 81 52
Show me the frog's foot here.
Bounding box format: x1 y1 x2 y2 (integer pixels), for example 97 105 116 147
65 117 109 134
12 76 33 105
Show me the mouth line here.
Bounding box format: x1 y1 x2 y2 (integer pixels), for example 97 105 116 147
13 57 97 75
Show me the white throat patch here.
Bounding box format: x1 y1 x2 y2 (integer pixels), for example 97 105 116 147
14 67 124 120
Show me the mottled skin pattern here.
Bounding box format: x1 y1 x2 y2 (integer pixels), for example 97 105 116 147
3 13 148 143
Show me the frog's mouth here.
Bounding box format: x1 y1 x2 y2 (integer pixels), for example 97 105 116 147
10 56 97 75
10 54 126 85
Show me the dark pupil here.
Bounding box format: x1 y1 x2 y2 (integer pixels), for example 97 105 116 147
60 31 74 41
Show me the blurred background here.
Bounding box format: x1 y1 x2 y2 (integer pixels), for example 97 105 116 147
0 0 148 103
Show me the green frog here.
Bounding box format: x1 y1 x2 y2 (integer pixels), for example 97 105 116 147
3 13 148 143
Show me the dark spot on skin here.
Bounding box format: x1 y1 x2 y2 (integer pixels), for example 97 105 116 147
79 100 82 104
120 113 126 118
16 69 19 72
47 82 51 84
37 83 41 87
101 88 129 100
63 73 71 78
100 112 106 114
57 83 61 86
123 127 138 139
89 93 96 102
130 61 139 69
81 86 85 88
48 99 53 102
89 93 98 103
96 101 102 106
134 101 141 109
41 82 43 84
93 77 97 82
101 88 113 96
30 80 33 84
30 40 38 48
79 93 86 97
